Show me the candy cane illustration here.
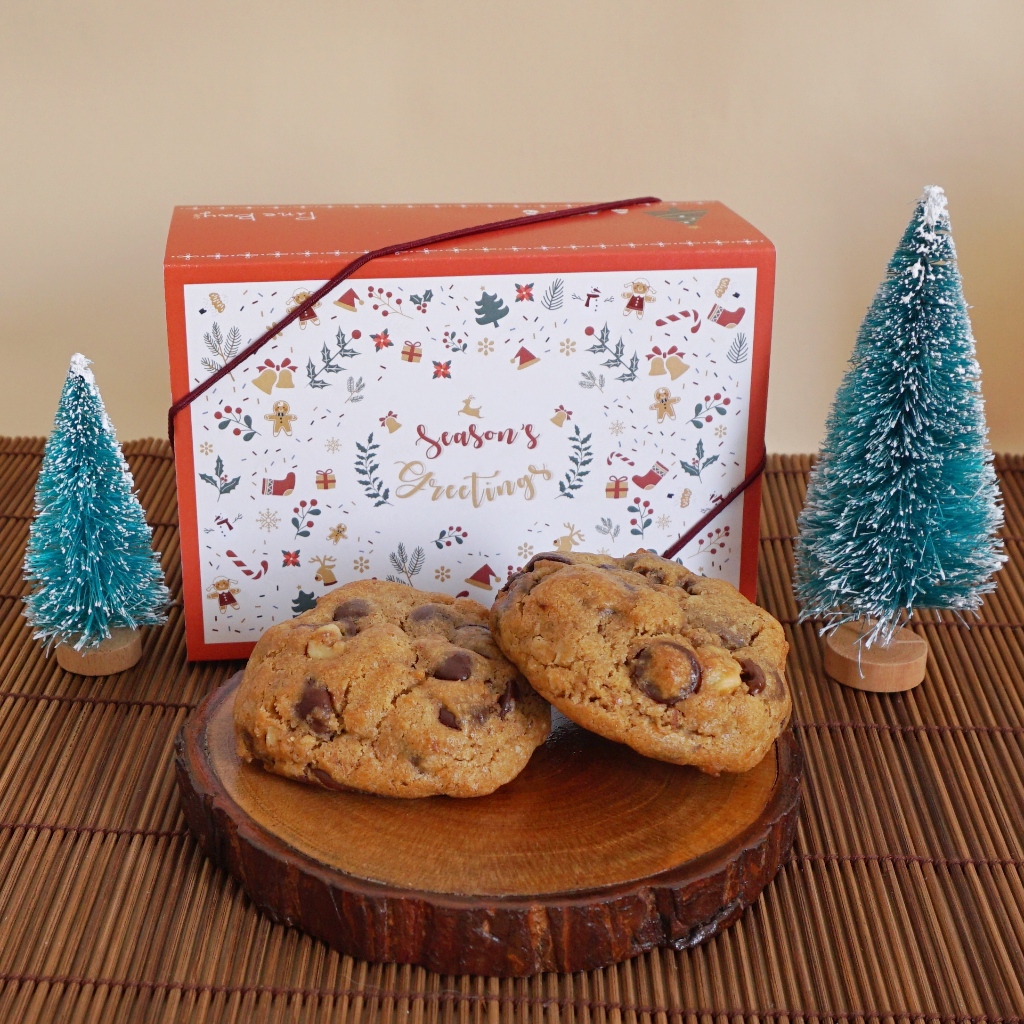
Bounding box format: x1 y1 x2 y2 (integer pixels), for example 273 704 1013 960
654 308 701 333
607 451 636 467
225 549 270 580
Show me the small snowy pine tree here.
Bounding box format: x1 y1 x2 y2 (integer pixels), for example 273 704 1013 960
794 186 1004 646
23 354 170 650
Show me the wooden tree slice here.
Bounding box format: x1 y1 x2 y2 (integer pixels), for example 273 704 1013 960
55 628 142 676
175 672 802 976
824 622 928 692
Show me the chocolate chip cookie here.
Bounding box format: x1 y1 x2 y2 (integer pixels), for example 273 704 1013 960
490 550 790 774
234 580 550 798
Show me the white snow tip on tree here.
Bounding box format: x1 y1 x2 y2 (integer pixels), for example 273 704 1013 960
920 186 949 229
68 353 97 385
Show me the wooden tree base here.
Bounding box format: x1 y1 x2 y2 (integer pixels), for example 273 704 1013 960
175 672 802 977
824 622 928 692
55 628 142 676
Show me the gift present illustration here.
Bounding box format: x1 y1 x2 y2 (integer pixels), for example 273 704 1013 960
606 476 628 499
315 469 336 490
401 341 422 363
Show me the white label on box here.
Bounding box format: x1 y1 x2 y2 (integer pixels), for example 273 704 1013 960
183 269 756 642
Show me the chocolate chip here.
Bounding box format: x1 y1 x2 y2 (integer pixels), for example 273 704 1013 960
438 707 460 730
628 641 702 705
295 677 336 736
432 650 474 681
524 552 572 571
454 624 500 658
333 599 371 622
738 658 766 695
309 767 350 791
410 603 454 624
497 678 519 718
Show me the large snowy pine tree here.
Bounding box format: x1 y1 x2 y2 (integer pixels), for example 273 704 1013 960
23 354 170 650
794 186 1004 646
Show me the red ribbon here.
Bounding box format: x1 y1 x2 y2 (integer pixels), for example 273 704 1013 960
661 449 767 560
168 196 661 444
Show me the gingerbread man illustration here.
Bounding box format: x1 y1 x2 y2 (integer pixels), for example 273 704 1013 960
650 387 680 424
623 279 656 319
206 577 240 610
286 289 322 328
265 400 297 437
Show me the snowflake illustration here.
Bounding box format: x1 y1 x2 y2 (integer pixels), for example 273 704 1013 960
256 509 281 532
609 420 625 436
434 566 451 582
477 338 494 355
199 441 214 456
517 543 534 560
353 556 370 573
328 523 347 544
325 437 342 454
559 338 576 356
714 425 727 439
656 514 672 530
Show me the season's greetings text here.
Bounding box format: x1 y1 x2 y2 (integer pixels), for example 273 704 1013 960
416 422 540 460
395 462 552 506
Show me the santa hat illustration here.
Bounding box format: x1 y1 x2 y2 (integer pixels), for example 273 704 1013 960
510 346 540 370
465 564 500 590
333 287 364 312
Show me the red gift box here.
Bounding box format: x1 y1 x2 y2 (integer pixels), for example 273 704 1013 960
165 201 774 660
606 476 628 499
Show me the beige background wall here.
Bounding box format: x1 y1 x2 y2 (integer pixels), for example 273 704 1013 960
2 1 1022 451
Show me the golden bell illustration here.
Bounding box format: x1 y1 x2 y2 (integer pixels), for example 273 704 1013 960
252 368 277 394
275 367 294 388
648 355 667 376
385 415 401 433
665 354 690 380
550 409 567 427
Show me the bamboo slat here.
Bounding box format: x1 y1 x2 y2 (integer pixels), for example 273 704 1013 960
1 441 1023 1023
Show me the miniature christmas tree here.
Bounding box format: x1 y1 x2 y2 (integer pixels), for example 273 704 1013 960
23 354 169 669
794 186 1004 658
474 291 509 327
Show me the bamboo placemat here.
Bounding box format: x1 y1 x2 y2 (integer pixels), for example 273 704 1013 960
1 437 1023 1024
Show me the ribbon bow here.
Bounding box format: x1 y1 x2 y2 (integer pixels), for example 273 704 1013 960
646 345 679 361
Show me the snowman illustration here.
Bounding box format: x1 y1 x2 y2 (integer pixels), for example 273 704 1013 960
622 279 656 319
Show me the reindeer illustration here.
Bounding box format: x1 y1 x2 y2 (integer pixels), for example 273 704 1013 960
309 555 338 586
458 396 483 418
552 523 585 553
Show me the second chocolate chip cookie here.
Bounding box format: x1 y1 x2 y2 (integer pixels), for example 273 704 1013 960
490 550 791 774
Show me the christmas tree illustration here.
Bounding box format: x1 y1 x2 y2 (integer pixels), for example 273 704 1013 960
23 354 170 658
794 186 1004 651
474 291 509 327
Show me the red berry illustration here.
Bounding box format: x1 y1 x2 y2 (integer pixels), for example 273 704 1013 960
213 412 222 419
351 330 361 339
585 326 595 336
705 415 713 422
724 398 731 405
232 428 240 436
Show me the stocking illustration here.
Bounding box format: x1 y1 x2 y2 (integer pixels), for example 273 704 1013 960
262 470 296 496
707 304 745 328
631 461 669 491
